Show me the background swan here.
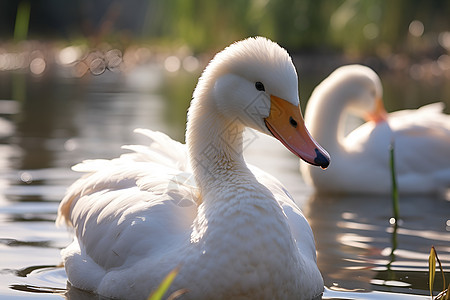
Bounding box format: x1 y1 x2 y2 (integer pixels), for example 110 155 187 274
300 64 450 195
57 37 329 300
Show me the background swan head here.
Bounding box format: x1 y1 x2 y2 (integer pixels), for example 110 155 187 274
187 37 330 169
340 65 386 122
316 64 387 123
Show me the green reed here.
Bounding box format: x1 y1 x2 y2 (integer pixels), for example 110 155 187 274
429 246 449 300
389 141 399 223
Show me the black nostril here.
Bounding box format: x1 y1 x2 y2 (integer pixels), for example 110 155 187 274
289 117 298 128
314 148 330 169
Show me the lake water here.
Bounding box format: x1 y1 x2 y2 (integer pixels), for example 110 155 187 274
0 60 449 300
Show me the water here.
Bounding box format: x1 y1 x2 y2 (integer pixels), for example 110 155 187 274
0 63 449 300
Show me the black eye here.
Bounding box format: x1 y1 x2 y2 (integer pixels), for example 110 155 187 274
289 117 298 128
255 82 265 91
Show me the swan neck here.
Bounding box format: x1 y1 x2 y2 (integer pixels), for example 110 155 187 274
305 91 349 154
186 94 249 191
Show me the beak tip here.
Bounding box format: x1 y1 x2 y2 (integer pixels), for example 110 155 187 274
314 148 330 169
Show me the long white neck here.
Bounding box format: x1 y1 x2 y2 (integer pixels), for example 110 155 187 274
185 89 295 238
185 90 251 194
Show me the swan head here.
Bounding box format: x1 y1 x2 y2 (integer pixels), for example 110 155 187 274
326 64 387 123
191 37 330 168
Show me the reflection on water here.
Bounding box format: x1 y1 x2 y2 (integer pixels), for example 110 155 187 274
307 194 450 297
0 66 449 300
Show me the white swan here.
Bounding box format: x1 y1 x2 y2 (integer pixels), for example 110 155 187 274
57 37 330 300
300 64 450 195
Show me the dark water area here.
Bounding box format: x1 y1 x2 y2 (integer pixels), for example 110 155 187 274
0 60 449 299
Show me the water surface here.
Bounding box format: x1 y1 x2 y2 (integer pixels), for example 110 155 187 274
0 64 449 299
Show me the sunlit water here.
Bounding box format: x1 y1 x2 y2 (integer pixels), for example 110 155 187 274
0 64 449 300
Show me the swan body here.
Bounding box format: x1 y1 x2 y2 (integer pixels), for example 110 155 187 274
57 37 329 300
300 64 450 195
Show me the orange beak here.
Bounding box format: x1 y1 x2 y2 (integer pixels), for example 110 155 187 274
264 95 330 169
366 97 388 123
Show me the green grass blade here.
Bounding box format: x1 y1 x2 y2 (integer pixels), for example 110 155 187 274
435 248 447 295
148 266 180 300
14 1 31 41
389 140 399 222
430 246 436 297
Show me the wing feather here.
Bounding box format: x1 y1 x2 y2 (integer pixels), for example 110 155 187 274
57 130 198 272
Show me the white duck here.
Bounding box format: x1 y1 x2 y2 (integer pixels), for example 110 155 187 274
57 37 330 300
300 64 450 195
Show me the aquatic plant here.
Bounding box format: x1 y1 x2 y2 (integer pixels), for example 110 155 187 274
14 1 30 41
389 140 399 223
147 266 187 300
429 246 449 300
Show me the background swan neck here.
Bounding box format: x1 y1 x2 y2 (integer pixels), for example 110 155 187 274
305 89 350 154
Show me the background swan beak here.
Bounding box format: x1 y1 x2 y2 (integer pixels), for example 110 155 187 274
366 97 388 123
264 95 330 169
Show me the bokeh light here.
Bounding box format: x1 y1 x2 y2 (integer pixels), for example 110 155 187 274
164 56 181 72
29 57 46 75
409 20 424 37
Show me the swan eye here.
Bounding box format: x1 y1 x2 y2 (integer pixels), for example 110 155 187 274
289 117 298 128
255 82 265 91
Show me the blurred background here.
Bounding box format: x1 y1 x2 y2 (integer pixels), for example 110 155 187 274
1 0 450 75
1 0 450 54
1 0 449 116
0 1 449 299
